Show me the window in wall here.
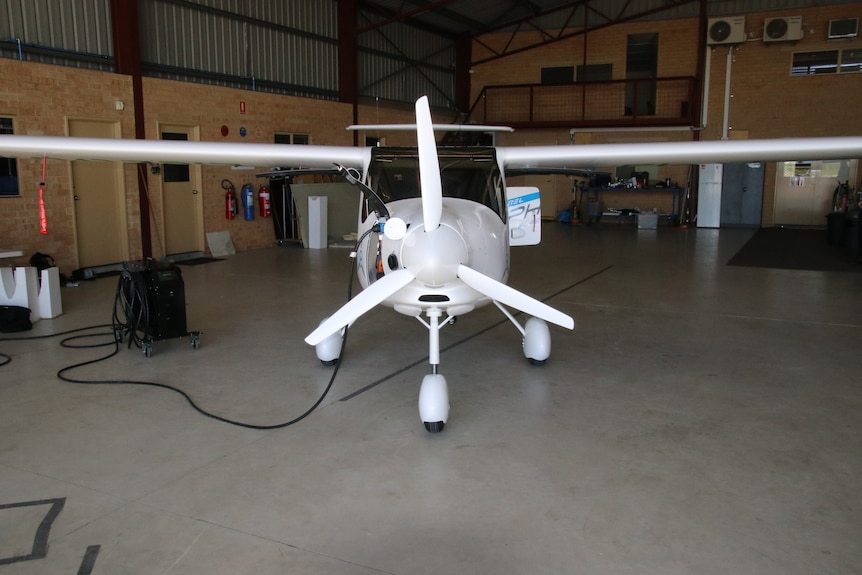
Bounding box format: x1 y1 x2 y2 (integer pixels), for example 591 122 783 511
161 131 190 182
840 48 862 73
275 133 310 145
791 50 839 75
541 66 574 84
0 117 19 197
576 64 612 82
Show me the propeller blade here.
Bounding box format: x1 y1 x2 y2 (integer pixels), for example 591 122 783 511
416 96 443 232
457 265 574 330
305 269 416 346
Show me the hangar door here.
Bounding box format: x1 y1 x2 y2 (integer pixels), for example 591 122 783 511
69 119 129 268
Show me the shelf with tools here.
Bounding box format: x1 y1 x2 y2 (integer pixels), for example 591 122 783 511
576 186 686 226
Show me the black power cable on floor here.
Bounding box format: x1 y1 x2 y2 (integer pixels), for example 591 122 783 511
1 232 377 430
1 320 344 430
54 325 348 430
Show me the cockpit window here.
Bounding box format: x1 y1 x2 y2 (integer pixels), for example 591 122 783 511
366 147 506 221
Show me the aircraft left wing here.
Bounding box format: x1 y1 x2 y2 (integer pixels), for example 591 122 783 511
0 135 369 169
497 136 862 171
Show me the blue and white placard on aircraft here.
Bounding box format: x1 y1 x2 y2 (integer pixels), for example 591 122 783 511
506 186 541 246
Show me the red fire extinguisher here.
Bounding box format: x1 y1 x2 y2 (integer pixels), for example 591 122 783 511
259 185 271 217
222 179 238 219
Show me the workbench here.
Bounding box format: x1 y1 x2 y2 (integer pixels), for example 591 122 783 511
580 187 686 225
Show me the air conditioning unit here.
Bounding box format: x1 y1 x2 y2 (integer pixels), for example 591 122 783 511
828 17 859 39
763 16 803 42
708 16 746 45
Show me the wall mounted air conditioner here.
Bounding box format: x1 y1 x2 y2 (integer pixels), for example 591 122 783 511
763 16 803 42
828 18 859 39
708 16 746 45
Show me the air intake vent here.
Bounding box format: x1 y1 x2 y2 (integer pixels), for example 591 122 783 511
708 16 746 45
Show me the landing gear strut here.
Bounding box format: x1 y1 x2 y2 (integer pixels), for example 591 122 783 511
417 308 451 433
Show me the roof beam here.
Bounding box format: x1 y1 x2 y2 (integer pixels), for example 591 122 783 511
473 0 700 65
356 0 483 37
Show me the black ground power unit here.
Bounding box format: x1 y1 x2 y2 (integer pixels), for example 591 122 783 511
115 260 200 357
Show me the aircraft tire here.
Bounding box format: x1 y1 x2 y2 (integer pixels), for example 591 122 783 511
424 421 445 433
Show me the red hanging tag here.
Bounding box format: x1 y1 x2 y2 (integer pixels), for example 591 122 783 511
39 155 48 235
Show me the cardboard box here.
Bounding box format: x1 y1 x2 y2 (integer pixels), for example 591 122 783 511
637 213 658 229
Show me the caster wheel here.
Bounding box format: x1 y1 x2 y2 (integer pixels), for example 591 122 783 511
528 358 546 366
424 421 445 433
143 345 152 358
320 358 338 366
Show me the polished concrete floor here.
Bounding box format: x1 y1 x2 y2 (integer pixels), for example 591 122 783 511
1 223 860 574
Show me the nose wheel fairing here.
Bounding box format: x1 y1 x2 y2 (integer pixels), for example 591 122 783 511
419 374 448 433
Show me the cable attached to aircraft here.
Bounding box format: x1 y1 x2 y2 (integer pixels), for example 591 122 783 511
335 163 390 220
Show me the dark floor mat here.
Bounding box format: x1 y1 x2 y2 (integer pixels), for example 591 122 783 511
727 228 861 272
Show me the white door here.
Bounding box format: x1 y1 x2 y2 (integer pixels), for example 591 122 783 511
161 125 203 256
69 119 129 268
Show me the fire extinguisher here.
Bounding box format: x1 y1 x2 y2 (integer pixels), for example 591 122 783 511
222 179 238 219
258 185 271 218
241 183 255 221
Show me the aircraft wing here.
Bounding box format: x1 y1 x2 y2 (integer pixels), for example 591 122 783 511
0 135 369 169
497 137 862 171
2 134 860 172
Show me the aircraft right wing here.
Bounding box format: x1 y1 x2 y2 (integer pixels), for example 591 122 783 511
497 137 862 172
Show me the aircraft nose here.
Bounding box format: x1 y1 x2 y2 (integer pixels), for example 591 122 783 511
400 223 467 287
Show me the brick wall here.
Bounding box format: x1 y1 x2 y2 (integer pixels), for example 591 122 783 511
0 59 135 272
0 61 353 275
472 4 862 223
140 78 353 259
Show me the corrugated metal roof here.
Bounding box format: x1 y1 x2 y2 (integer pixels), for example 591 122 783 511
0 0 114 68
139 0 340 98
357 0 861 36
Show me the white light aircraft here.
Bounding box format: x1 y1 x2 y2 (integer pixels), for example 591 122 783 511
1 96 860 432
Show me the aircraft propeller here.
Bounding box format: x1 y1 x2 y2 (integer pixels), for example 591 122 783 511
456 264 574 330
305 96 574 432
305 268 415 346
305 95 448 347
416 96 443 232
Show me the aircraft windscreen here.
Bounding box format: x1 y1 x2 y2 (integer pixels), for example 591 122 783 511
367 147 506 221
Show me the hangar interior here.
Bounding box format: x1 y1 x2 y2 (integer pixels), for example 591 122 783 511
1 1 861 573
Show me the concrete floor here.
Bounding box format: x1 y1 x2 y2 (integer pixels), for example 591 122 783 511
1 223 860 574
